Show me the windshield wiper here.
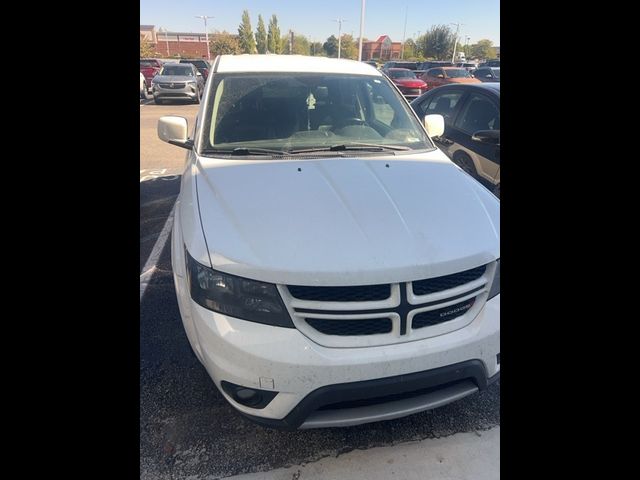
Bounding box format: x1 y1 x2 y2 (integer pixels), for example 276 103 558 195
201 147 288 156
289 143 411 154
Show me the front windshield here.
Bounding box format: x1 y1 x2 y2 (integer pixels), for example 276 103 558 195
445 69 471 78
389 70 417 79
200 73 434 154
491 68 500 78
140 60 156 67
160 65 193 76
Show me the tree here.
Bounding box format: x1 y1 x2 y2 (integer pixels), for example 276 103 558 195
310 41 324 56
339 34 358 60
292 34 310 55
255 14 267 54
323 35 338 57
210 31 242 56
403 38 417 59
140 37 154 58
470 39 496 61
238 10 256 54
421 25 456 60
267 14 281 53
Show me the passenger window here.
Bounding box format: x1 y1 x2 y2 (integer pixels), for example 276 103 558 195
454 94 499 134
424 91 463 121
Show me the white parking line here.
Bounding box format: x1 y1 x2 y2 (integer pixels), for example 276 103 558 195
140 202 176 301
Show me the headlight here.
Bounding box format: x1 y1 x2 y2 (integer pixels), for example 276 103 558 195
185 249 294 328
187 80 197 85
488 259 500 300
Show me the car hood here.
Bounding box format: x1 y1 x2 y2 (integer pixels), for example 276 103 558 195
194 152 499 286
393 78 426 87
153 75 194 82
447 77 482 83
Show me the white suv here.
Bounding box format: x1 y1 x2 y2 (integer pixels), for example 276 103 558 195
158 55 500 430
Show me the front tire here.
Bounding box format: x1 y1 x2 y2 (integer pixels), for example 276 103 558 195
154 97 164 105
453 151 478 178
193 88 201 104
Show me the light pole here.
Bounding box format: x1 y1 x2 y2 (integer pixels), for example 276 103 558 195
401 5 408 59
465 35 471 61
333 18 346 59
358 0 366 61
450 22 463 63
195 15 214 60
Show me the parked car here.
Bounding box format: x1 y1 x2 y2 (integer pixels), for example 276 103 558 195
381 61 419 71
179 58 211 80
455 62 478 73
363 60 378 69
473 67 500 82
151 63 205 104
157 54 500 430
410 83 500 196
418 61 453 71
384 68 428 99
419 67 482 90
140 72 146 99
479 59 500 68
140 58 164 91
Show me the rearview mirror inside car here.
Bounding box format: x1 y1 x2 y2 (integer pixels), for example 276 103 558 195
472 130 500 145
158 116 192 149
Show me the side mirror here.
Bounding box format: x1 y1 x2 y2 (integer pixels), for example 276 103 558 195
437 74 445 78
485 74 492 78
472 130 500 145
424 114 445 138
158 116 192 149
196 71 202 76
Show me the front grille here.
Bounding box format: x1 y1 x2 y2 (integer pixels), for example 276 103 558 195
158 82 185 89
286 261 493 347
288 284 390 302
412 265 486 296
412 297 476 329
306 318 392 336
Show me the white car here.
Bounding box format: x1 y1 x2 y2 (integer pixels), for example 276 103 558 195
140 72 146 99
158 55 500 430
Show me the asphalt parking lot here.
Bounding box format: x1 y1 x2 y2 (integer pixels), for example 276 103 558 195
139 97 500 480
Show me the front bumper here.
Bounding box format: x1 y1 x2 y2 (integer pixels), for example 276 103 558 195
152 84 198 100
174 258 500 428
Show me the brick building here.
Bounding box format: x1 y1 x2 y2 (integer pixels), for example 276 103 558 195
140 25 210 58
361 35 402 61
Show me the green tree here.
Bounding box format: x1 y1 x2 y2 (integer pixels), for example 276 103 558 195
210 31 242 56
421 25 456 60
323 35 338 57
140 37 154 58
292 34 310 55
470 39 496 60
255 14 267 54
403 38 416 59
310 41 324 56
238 10 256 54
339 34 358 59
267 14 281 53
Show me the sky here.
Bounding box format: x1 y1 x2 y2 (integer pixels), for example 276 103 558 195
140 0 500 45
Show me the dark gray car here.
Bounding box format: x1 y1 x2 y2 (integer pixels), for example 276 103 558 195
151 63 204 105
474 67 500 82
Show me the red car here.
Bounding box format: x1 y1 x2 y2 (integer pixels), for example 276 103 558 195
140 58 164 91
384 68 428 99
419 67 481 90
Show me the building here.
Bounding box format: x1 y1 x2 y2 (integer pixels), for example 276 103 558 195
361 35 402 61
140 25 210 58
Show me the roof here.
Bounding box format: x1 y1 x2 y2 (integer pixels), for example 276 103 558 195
376 35 390 43
215 55 383 76
427 83 500 94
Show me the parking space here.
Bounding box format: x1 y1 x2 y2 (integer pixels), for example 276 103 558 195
140 98 500 479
